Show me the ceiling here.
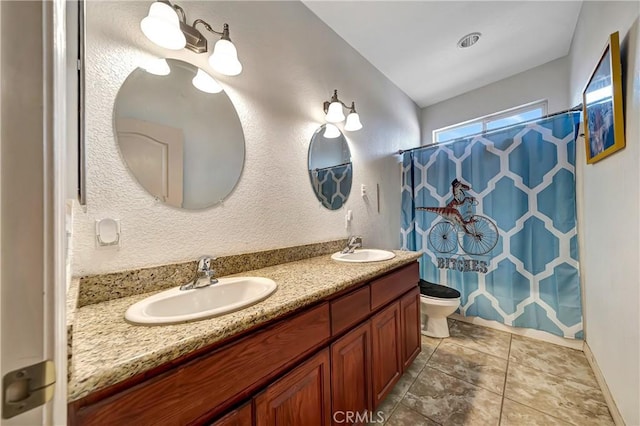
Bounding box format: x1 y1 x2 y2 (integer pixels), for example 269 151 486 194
302 1 583 108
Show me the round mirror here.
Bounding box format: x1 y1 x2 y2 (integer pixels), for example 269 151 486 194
113 58 245 209
307 124 352 210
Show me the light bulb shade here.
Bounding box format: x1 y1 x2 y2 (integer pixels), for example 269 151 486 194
192 68 223 94
344 112 363 131
325 102 345 123
140 2 186 50
323 123 341 139
209 39 242 76
142 58 171 76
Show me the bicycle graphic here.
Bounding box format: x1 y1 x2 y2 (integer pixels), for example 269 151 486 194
417 179 499 256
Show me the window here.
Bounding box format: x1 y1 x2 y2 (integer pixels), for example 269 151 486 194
433 100 548 143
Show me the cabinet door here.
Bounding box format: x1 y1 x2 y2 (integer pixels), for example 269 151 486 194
255 349 331 426
400 287 421 370
331 322 372 425
211 402 252 426
371 302 402 408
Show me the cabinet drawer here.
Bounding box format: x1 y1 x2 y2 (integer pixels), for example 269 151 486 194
75 303 331 426
370 263 419 311
331 286 370 335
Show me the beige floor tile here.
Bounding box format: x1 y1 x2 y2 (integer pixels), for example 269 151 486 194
374 337 438 423
411 339 437 374
505 362 614 425
500 398 571 425
374 396 398 424
386 403 440 426
375 362 425 421
428 340 507 395
421 334 442 358
375 376 412 422
403 366 502 426
446 320 511 359
509 335 598 388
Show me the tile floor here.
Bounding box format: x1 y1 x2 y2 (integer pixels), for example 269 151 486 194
376 319 614 426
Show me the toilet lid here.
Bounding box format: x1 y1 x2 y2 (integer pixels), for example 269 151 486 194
419 280 461 299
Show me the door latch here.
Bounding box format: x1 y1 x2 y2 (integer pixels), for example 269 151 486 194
2 360 55 419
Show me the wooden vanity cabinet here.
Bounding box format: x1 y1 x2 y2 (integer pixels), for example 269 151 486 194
69 262 420 426
255 349 331 426
400 287 421 369
369 262 421 407
210 403 252 426
370 302 402 407
330 322 372 425
71 304 331 426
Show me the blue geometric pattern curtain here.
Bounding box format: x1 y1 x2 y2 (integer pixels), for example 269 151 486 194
311 163 353 209
401 113 583 339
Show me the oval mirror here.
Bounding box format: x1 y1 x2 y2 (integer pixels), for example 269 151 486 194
113 58 245 209
307 124 352 210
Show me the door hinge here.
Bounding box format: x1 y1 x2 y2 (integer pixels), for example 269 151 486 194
2 360 55 419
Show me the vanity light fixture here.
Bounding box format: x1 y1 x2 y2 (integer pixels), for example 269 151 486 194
344 102 363 131
140 1 186 50
192 68 223 94
141 1 243 76
323 90 363 131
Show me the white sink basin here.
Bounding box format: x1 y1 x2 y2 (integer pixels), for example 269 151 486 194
125 277 277 325
331 249 396 263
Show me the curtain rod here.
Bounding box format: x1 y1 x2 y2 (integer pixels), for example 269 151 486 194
397 104 583 155
311 161 352 172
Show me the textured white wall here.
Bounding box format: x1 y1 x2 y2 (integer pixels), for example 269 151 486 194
72 1 420 275
569 3 640 424
421 56 570 144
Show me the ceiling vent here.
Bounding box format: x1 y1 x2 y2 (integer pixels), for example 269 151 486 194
457 32 482 49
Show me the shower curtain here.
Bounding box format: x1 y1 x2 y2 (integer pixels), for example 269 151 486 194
401 112 583 339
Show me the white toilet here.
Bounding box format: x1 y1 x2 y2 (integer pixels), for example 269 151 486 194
419 280 461 338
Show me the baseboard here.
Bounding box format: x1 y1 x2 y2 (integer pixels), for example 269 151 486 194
583 342 625 426
449 314 583 350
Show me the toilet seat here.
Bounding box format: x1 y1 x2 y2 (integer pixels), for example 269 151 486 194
420 294 460 306
419 280 461 299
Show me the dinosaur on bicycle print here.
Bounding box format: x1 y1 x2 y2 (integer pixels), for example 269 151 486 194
417 179 499 256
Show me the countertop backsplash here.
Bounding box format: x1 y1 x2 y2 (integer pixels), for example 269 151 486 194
75 239 348 307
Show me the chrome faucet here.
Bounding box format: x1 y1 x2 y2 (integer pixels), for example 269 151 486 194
180 256 218 290
342 236 362 254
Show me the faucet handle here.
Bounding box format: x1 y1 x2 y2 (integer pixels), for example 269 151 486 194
341 236 362 254
348 236 362 245
197 256 216 272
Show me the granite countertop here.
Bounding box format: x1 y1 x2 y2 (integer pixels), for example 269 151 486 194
68 250 421 402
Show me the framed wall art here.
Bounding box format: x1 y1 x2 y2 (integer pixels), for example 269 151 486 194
583 31 625 164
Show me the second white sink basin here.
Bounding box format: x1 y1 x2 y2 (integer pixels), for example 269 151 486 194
331 249 396 263
125 276 277 325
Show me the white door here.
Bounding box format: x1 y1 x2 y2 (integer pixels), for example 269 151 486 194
1 1 67 425
116 118 185 208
